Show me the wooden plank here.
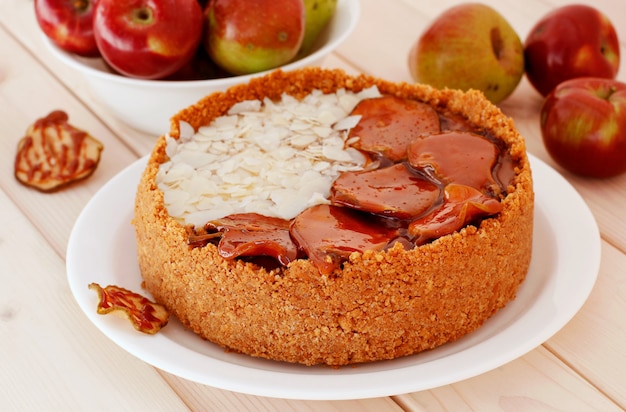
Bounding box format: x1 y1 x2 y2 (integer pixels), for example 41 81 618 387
0 189 190 411
545 241 626 407
0 25 139 256
395 346 622 411
162 373 404 411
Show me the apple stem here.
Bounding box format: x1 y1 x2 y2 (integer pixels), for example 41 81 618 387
131 7 154 24
72 0 91 13
598 85 618 101
608 86 617 99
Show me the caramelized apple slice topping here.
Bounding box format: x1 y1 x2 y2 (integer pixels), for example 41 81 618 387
14 111 103 192
408 183 503 245
207 213 298 266
439 111 480 133
290 204 400 275
348 95 441 162
88 283 169 335
331 163 441 219
407 131 498 192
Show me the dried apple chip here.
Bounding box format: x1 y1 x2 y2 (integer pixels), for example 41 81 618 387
88 283 169 334
14 110 103 192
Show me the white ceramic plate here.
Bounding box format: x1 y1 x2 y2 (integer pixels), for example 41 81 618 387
66 153 600 400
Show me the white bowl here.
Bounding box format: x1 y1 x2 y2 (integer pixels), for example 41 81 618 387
44 0 360 136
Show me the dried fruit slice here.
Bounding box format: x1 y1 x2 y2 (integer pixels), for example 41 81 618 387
348 95 441 162
14 111 103 192
89 283 169 334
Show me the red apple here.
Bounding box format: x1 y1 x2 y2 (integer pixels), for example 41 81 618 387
35 0 100 57
204 0 305 75
540 77 626 178
524 5 620 97
93 0 203 80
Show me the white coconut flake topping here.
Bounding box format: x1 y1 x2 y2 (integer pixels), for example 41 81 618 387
157 86 382 228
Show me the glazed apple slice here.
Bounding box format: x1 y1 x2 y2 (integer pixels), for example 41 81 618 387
290 204 400 275
348 95 441 162
331 163 441 219
207 213 299 266
407 131 499 191
408 183 502 245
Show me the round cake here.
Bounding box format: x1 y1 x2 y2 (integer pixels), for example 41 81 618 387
133 68 534 366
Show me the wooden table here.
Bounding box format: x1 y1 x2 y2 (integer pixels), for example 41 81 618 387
1 0 625 410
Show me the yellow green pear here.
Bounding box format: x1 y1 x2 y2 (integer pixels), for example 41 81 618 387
298 0 337 56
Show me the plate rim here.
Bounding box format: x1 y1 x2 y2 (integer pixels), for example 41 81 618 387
66 153 601 400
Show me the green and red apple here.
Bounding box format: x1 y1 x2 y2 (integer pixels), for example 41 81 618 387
298 0 337 57
524 5 620 97
408 3 524 104
541 77 626 178
204 0 305 75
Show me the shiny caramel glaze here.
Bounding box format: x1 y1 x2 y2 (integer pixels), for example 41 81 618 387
349 95 441 162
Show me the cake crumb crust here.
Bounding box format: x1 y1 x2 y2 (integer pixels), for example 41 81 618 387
133 68 534 366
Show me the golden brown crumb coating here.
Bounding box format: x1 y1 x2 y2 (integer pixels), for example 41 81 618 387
133 68 533 366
